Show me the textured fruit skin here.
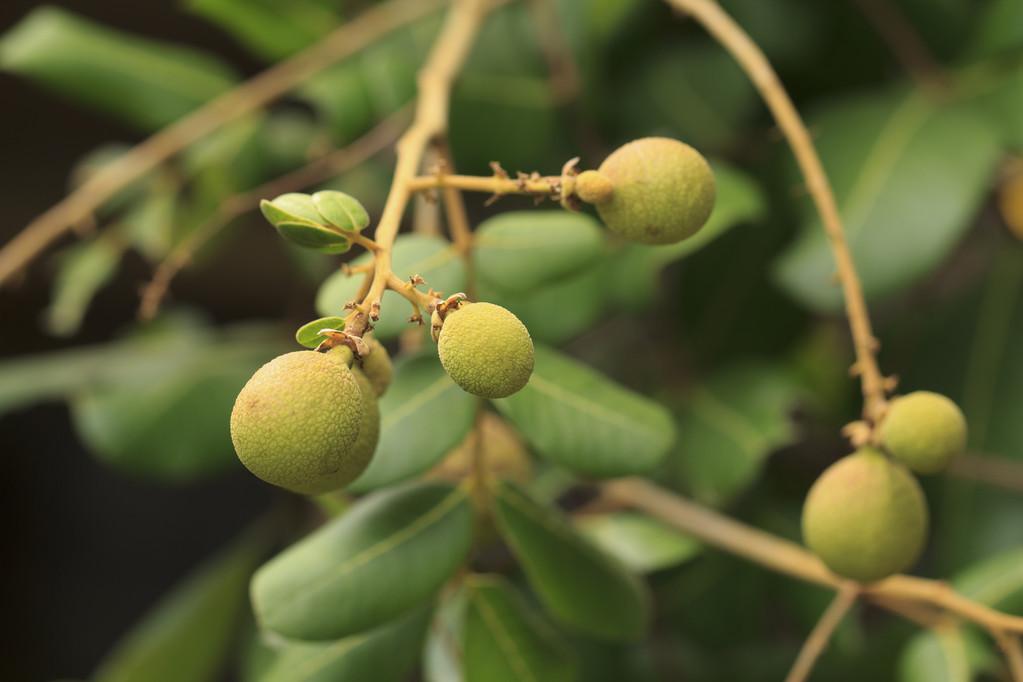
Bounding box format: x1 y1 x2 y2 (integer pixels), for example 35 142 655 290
230 351 364 495
360 338 393 397
438 302 534 399
350 369 380 466
802 448 928 582
595 137 716 245
880 391 966 474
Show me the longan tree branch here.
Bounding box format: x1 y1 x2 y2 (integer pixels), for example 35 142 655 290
785 583 860 682
664 0 889 424
602 479 1023 635
406 172 562 198
0 0 446 288
138 108 409 320
344 0 497 337
995 630 1023 682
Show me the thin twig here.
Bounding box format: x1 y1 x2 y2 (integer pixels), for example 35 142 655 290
664 0 889 424
137 108 408 320
0 0 444 287
602 478 1023 635
344 0 497 336
785 583 860 682
407 173 562 196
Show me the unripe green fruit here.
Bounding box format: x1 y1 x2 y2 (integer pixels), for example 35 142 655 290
438 302 534 399
880 391 966 474
230 351 365 495
593 137 715 245
360 338 393 397
802 448 928 582
350 369 380 465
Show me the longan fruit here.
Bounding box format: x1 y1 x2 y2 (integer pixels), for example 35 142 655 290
438 302 534 399
880 391 966 474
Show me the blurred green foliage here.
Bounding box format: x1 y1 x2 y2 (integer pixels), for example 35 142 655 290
2 0 1023 679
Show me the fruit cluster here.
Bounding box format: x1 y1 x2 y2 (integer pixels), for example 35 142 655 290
229 136 718 495
802 391 967 582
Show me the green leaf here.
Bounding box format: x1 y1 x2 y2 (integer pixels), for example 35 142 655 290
953 547 1023 614
492 481 650 641
317 234 465 340
575 512 702 574
606 162 765 308
260 193 324 226
669 363 803 507
463 574 578 682
252 481 473 640
45 237 123 337
186 0 336 61
618 45 758 152
898 627 993 682
93 527 267 682
494 345 675 477
351 354 476 492
973 65 1023 150
474 211 603 293
0 7 236 131
313 190 370 232
774 89 1001 311
275 222 352 254
258 607 432 682
294 317 346 349
479 262 607 345
71 338 280 480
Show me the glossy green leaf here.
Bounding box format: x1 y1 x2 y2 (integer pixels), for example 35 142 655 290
93 527 267 682
260 194 323 227
669 363 803 507
317 234 465 340
46 237 123 337
494 345 675 477
474 211 603 293
898 627 993 682
258 607 431 682
0 7 236 130
774 89 1001 311
463 574 578 682
493 481 650 641
575 512 701 574
479 262 607 344
186 0 336 61
351 354 476 491
275 222 351 254
313 190 370 232
252 481 473 640
607 162 765 308
294 317 346 349
953 547 1023 614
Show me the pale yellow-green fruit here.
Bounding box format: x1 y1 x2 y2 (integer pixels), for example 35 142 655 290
880 391 966 474
438 302 534 399
230 350 365 495
360 337 393 397
802 448 928 582
350 369 381 465
592 137 716 245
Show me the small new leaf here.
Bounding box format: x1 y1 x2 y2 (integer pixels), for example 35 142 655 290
313 190 370 232
260 193 322 227
295 316 346 349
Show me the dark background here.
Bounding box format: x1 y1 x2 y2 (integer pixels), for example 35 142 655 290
0 3 282 680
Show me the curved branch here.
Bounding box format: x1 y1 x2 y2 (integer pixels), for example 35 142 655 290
664 0 889 423
602 478 1023 635
0 0 446 288
786 583 860 682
